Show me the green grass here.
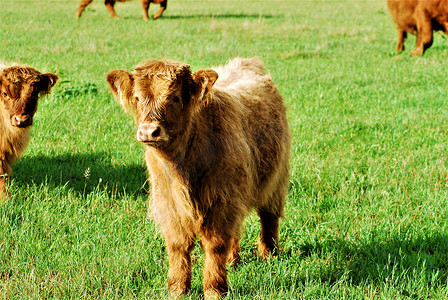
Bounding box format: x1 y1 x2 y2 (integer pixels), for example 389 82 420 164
2 0 448 298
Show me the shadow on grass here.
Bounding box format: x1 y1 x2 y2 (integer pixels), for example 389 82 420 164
225 232 448 297
11 152 147 197
287 232 448 295
163 13 275 19
121 13 276 20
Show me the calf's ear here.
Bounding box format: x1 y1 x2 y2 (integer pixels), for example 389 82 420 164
38 73 59 95
192 69 218 103
106 70 135 113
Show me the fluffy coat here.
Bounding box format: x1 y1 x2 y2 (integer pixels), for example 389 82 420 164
0 64 58 200
107 58 291 298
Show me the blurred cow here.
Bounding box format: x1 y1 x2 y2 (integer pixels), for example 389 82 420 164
107 58 291 298
387 0 448 56
76 0 168 20
0 64 58 200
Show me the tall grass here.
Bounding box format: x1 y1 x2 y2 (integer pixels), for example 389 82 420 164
1 0 448 298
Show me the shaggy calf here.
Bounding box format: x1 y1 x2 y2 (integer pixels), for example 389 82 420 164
107 58 291 298
0 64 58 200
76 0 167 20
387 0 448 56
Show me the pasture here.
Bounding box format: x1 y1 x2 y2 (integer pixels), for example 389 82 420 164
1 0 448 298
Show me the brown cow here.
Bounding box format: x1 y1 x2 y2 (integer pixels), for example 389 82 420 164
387 0 448 56
76 0 167 20
0 64 58 200
107 58 291 298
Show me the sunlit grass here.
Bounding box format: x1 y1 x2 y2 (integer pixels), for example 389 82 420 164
1 0 448 298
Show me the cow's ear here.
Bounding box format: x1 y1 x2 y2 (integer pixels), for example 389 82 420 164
38 73 58 95
192 69 218 103
106 69 135 113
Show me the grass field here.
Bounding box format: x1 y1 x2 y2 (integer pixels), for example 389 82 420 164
2 0 448 298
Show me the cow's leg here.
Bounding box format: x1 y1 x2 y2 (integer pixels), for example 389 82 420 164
153 0 167 19
396 29 407 53
105 0 119 19
200 226 232 299
141 0 150 20
166 234 195 297
412 8 433 56
257 209 280 260
75 0 94 18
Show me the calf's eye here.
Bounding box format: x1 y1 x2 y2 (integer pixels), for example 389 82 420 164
173 96 180 103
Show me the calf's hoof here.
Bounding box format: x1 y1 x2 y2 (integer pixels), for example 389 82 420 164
169 290 188 299
257 237 277 261
410 48 423 57
153 11 164 19
0 190 11 204
204 288 228 300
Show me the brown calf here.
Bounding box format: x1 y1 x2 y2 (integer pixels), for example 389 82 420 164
0 64 58 200
107 58 291 298
387 0 448 56
76 0 167 20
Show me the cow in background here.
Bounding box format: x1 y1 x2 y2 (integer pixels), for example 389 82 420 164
387 0 448 56
0 64 58 200
107 58 291 299
76 0 168 20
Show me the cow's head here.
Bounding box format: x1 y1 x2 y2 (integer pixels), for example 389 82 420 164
0 66 58 128
107 59 218 149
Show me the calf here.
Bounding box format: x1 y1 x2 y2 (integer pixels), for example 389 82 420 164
0 64 58 200
76 0 167 20
107 58 291 298
387 0 448 56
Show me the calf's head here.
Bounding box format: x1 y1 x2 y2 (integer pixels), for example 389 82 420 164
0 66 58 128
107 59 218 149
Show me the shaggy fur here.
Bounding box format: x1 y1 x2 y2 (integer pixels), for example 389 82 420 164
387 0 448 56
76 0 167 20
107 57 291 299
0 64 58 200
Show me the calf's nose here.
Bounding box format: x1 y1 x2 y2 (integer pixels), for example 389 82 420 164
12 114 31 128
137 123 164 143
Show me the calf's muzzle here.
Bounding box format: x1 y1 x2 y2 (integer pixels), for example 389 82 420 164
11 114 32 128
137 123 166 145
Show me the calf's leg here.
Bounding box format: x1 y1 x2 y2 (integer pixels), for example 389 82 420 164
412 8 433 56
227 236 241 266
257 180 287 260
395 29 407 53
200 227 232 299
152 0 167 19
104 0 119 19
0 162 11 202
166 235 195 297
75 0 93 18
0 175 8 202
257 209 280 260
141 0 150 20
